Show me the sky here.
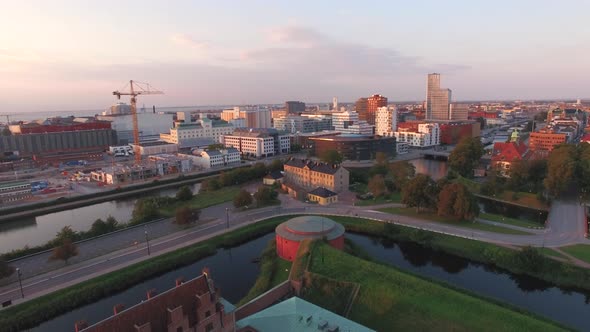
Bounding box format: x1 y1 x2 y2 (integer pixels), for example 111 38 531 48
1 0 589 112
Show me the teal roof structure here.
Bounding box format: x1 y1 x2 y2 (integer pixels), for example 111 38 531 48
236 297 375 332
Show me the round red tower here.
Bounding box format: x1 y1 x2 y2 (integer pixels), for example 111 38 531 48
275 216 345 261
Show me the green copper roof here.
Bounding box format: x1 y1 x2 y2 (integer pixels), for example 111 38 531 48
236 297 374 332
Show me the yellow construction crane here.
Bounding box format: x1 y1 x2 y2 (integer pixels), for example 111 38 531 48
113 80 163 164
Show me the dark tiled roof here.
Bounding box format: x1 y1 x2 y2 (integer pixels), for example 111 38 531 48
284 158 340 175
265 170 284 179
308 187 337 198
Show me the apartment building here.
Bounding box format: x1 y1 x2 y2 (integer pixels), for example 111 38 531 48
221 128 290 158
283 158 349 193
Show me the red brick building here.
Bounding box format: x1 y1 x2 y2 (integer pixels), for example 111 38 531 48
275 216 345 261
491 141 529 176
529 129 567 151
76 269 235 332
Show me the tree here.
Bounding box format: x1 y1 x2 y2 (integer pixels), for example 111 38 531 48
401 174 437 212
268 159 284 173
201 178 221 192
54 225 79 244
175 206 201 225
254 186 278 207
389 161 416 191
367 174 388 198
448 137 484 178
233 189 253 208
437 183 479 221
132 198 160 224
320 150 343 165
544 144 577 196
0 260 14 279
105 216 119 231
176 185 193 201
88 218 107 237
49 238 79 264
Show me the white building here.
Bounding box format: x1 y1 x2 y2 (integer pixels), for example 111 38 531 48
130 141 178 155
97 112 174 145
331 110 374 136
221 128 290 158
396 141 409 154
184 148 241 169
375 106 397 137
229 118 246 128
160 118 234 145
394 123 440 148
148 154 193 175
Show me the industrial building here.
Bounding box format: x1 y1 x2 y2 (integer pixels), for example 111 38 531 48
310 134 396 161
130 141 178 156
90 165 157 185
148 154 193 175
275 216 344 261
184 148 241 169
221 128 290 158
0 181 32 204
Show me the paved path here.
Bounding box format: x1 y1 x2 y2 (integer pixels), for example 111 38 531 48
0 195 588 307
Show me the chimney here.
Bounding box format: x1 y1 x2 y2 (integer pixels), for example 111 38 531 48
75 320 88 332
146 288 158 300
175 277 185 287
113 303 125 315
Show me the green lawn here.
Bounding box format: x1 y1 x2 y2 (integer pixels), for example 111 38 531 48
379 207 532 235
304 242 566 332
355 191 402 206
454 176 548 210
538 248 569 260
159 186 241 216
480 212 543 229
560 245 590 264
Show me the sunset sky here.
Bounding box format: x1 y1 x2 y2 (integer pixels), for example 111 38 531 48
1 0 588 112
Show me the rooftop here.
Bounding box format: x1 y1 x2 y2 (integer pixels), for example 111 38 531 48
275 216 344 242
308 187 337 198
236 297 374 332
231 128 281 138
133 141 175 147
284 158 341 175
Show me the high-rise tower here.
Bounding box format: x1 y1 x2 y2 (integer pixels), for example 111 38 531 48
426 73 451 120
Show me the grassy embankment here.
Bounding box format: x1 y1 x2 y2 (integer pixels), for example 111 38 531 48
379 206 532 235
479 212 542 229
0 216 292 332
159 186 241 216
303 241 568 332
560 244 590 264
455 176 548 210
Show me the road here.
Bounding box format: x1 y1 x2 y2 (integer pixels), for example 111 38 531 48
0 194 588 307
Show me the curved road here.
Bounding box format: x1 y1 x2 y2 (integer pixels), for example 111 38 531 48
0 197 588 308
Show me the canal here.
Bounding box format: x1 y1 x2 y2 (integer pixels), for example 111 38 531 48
28 231 590 331
0 183 201 254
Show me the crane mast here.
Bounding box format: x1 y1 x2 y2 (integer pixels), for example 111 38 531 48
113 80 163 164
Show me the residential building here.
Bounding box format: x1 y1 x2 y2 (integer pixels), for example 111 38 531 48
285 101 306 115
185 148 241 169
365 94 388 125
438 121 481 144
375 106 397 137
426 73 452 120
283 158 349 193
235 297 374 332
263 170 284 186
273 115 333 133
491 141 529 176
221 107 272 128
159 118 234 145
354 98 368 122
222 128 290 158
130 141 178 155
307 187 338 205
76 270 235 332
331 110 374 135
0 181 32 204
529 129 567 151
310 135 396 161
396 141 409 154
394 123 440 147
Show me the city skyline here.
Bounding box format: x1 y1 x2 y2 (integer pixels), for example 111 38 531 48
1 0 589 112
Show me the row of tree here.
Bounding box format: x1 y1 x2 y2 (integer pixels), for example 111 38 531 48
234 186 279 208
201 160 283 192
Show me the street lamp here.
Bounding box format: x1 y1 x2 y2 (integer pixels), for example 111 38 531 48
16 268 24 298
225 208 230 229
144 228 151 256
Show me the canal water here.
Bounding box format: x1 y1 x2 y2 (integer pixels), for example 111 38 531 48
28 232 590 332
0 183 200 254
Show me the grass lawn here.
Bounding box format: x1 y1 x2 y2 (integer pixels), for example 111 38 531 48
355 191 402 206
159 186 241 216
379 207 532 235
454 176 548 210
538 248 569 260
560 245 590 264
480 212 543 229
304 242 566 332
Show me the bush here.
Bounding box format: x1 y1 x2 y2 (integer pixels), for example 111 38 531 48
175 185 193 201
234 189 253 208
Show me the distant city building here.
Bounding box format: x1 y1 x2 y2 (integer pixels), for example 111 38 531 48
97 112 174 144
185 148 241 169
130 141 178 155
148 154 193 175
221 128 290 158
75 270 235 332
449 103 468 121
91 165 157 185
396 141 409 154
221 107 271 128
159 118 234 145
426 73 452 120
273 115 333 133
394 123 440 147
354 97 368 122
375 106 398 137
310 135 396 161
229 118 246 128
0 181 32 204
285 101 306 115
332 97 338 111
365 94 388 125
529 129 567 151
331 110 374 135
